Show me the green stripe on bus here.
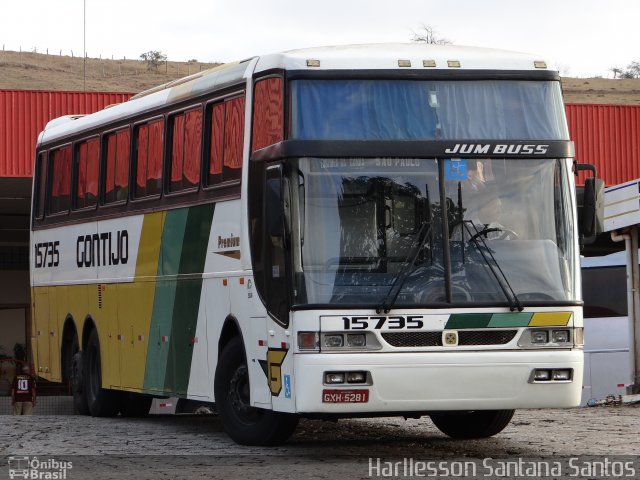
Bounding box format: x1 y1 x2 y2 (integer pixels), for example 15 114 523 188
143 209 189 393
487 313 533 328
164 204 215 395
445 314 492 329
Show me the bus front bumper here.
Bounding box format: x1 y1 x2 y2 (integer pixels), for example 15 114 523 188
293 350 583 414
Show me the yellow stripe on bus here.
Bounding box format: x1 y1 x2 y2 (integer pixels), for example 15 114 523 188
114 212 166 390
135 212 165 279
529 312 572 326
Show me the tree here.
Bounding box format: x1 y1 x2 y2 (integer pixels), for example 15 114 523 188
627 61 640 78
411 24 452 45
140 50 167 71
611 61 640 79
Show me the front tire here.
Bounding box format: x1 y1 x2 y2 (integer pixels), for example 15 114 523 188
84 328 120 417
214 337 298 446
430 410 515 439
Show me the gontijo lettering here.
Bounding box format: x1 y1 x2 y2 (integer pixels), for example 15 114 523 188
76 230 129 268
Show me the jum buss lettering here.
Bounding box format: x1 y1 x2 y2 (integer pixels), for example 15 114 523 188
76 230 129 268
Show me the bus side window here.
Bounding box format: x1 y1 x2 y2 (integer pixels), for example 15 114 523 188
34 152 47 219
206 95 245 187
263 164 290 326
75 137 99 210
252 77 283 152
49 145 72 214
134 119 164 198
169 107 202 192
223 96 244 183
104 128 130 204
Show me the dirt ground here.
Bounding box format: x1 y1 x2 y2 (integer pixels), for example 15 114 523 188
1 49 639 104
0 50 219 93
561 76 640 104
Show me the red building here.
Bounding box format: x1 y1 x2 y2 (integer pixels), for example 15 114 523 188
0 90 132 366
566 104 640 186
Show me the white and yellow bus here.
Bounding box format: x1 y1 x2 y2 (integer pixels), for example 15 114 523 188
31 44 600 445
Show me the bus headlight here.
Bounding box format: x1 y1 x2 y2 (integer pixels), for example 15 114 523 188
324 334 344 348
518 328 577 348
319 332 382 351
531 330 549 344
346 334 366 347
551 330 570 343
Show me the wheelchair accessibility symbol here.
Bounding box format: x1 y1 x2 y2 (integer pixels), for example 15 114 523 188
444 159 468 181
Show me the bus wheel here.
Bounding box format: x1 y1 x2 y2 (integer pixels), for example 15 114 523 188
214 337 299 446
430 410 515 439
119 393 153 417
71 352 90 415
84 329 120 417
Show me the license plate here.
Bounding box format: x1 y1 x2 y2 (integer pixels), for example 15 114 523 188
322 389 369 403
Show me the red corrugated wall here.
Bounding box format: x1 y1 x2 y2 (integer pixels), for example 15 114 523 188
1 91 638 186
566 104 640 186
0 90 132 177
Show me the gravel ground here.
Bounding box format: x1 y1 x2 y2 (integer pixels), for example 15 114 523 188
1 406 639 479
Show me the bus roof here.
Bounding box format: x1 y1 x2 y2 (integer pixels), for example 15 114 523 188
37 43 554 147
255 43 553 73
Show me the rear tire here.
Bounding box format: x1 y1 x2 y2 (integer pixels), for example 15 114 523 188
84 328 120 417
71 351 90 415
430 410 515 439
214 337 298 446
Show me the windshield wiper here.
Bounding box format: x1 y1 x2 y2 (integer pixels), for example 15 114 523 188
462 221 523 312
467 226 503 243
376 220 433 314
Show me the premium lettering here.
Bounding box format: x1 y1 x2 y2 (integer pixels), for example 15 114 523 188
218 235 240 249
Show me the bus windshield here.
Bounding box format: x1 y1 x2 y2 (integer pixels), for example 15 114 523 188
290 80 568 141
289 157 577 308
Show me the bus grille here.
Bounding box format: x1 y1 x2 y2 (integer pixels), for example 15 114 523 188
381 330 518 347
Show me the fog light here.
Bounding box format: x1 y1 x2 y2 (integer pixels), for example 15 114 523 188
552 330 570 343
325 372 345 384
531 330 549 344
298 332 319 350
346 334 366 347
552 369 572 381
346 371 367 383
534 369 551 381
324 334 344 348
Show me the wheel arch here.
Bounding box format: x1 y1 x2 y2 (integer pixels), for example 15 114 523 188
81 315 97 351
218 315 244 359
60 315 79 383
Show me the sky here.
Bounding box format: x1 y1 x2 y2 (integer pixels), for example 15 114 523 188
1 0 638 77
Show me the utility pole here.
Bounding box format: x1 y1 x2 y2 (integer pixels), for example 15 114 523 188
83 0 87 91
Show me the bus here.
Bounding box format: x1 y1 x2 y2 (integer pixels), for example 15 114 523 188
30 44 600 445
581 249 637 404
